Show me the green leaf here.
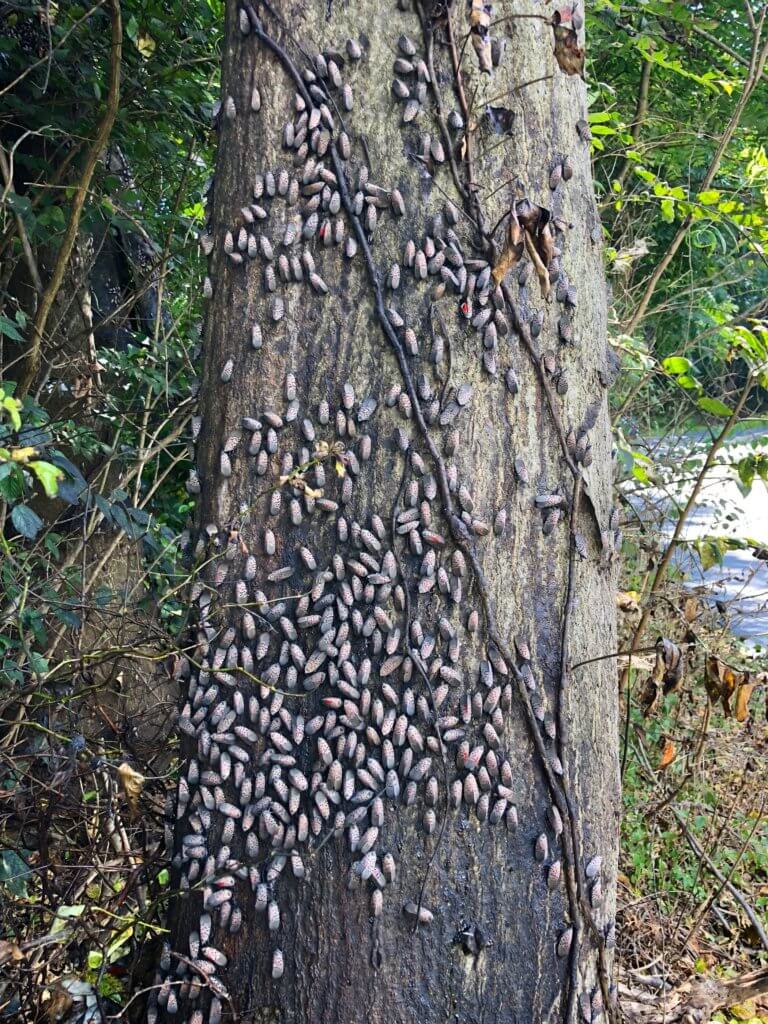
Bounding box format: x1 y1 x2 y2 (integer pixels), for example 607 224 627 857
697 189 721 205
0 463 24 502
698 397 732 417
0 314 24 343
29 460 64 498
662 356 691 375
660 199 675 223
2 394 22 430
28 650 49 675
0 849 31 897
11 503 43 540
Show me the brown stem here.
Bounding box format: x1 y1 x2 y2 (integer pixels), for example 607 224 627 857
615 56 652 189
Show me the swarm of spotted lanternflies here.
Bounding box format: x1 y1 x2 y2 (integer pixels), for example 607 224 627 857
160 11 605 1016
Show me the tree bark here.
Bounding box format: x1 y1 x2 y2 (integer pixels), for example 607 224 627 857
163 2 620 1022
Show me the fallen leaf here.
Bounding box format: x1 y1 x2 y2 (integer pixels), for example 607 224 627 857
117 762 145 816
658 738 676 770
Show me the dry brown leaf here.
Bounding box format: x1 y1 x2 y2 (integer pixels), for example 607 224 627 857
653 637 685 692
638 678 659 718
538 222 556 265
705 653 741 713
658 738 676 770
44 984 73 1023
616 591 641 613
683 597 699 623
117 761 146 816
469 0 490 29
471 33 493 74
552 9 585 77
0 939 24 965
735 678 756 723
492 214 524 284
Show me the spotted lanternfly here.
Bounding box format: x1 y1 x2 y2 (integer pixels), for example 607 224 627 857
535 833 548 862
224 96 236 120
585 854 602 879
272 949 284 979
547 860 562 890
403 900 433 925
557 926 573 958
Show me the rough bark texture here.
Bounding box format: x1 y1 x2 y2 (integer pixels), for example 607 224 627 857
163 2 620 1022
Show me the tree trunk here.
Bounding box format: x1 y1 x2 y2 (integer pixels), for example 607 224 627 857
163 2 620 1022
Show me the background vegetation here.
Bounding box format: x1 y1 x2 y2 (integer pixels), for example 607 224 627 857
0 1 766 1020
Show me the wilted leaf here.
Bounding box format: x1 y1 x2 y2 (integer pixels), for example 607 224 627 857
30 460 64 498
727 1001 757 1021
658 738 676 769
683 597 699 623
44 984 73 1023
136 31 156 58
638 677 659 717
616 591 641 614
653 637 685 693
117 762 146 816
524 229 551 298
0 939 24 964
734 678 756 723
492 212 524 284
552 10 585 77
10 445 37 462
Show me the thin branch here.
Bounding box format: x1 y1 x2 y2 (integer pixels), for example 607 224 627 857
16 0 122 399
0 146 43 293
